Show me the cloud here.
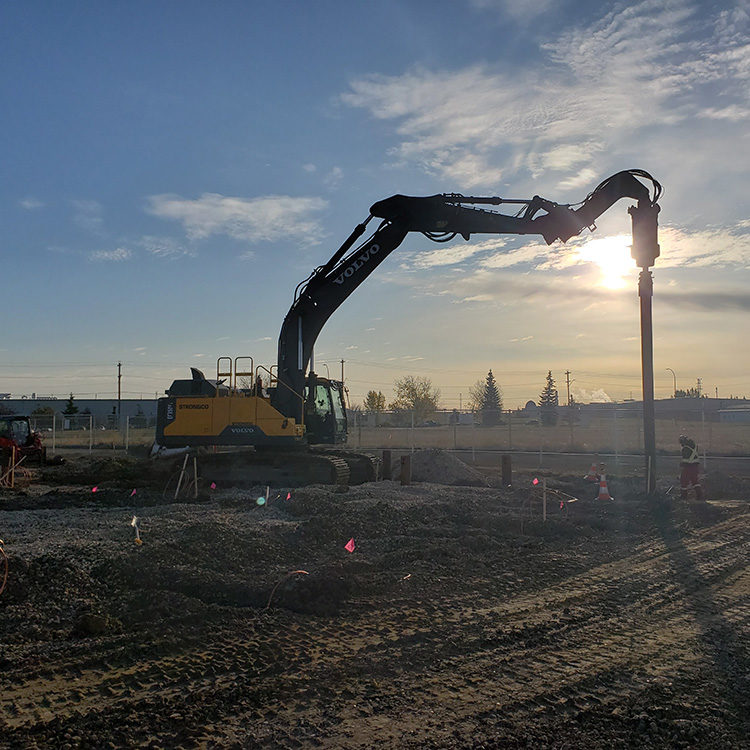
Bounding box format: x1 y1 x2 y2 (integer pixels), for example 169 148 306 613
659 289 750 312
20 197 44 210
324 167 344 189
411 237 508 268
89 248 132 262
139 235 194 258
72 199 105 235
341 2 750 195
574 388 612 403
404 220 750 283
469 0 554 22
146 193 328 243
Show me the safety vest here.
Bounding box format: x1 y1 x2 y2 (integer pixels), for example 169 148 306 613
681 441 699 464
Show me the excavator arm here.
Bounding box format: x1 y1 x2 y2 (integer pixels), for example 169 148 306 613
273 169 661 424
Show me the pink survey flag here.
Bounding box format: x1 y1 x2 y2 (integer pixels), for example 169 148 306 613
92 486 98 493
131 489 137 496
210 482 217 490
532 477 539 486
286 492 291 500
344 538 356 553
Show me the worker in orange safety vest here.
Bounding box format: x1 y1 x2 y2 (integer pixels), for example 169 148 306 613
679 434 703 501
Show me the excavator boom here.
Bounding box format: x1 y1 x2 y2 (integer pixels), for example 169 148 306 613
274 169 661 423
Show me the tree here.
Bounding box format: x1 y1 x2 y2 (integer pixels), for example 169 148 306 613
538 371 559 426
467 379 486 413
389 375 440 425
63 393 79 416
363 390 386 413
480 369 503 426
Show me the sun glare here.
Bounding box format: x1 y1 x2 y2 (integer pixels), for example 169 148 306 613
577 234 637 290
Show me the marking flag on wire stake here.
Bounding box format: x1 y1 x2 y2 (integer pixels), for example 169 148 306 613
131 516 143 545
344 538 356 553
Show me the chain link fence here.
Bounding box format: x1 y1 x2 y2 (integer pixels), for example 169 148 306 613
29 413 155 453
346 408 750 463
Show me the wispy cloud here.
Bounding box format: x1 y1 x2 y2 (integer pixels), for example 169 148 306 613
89 248 132 262
469 0 554 22
660 289 750 312
20 197 44 210
139 235 194 258
341 1 749 202
146 193 328 243
411 237 508 268
72 199 105 235
407 220 750 277
324 166 344 189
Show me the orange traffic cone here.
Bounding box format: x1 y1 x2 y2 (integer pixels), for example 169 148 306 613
584 463 598 482
597 474 613 501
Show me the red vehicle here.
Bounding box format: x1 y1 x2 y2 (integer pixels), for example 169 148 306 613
0 415 47 465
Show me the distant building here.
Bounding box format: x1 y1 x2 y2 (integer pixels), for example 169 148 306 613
0 397 157 427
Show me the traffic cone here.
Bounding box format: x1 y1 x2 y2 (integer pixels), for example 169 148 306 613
597 474 613 501
584 463 599 482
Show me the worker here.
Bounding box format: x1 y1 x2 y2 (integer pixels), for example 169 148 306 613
679 434 703 501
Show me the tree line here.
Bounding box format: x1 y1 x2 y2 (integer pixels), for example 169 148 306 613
360 369 562 426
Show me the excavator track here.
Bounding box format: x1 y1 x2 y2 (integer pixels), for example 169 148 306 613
189 448 375 489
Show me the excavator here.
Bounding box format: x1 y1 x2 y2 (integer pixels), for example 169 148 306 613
154 169 662 486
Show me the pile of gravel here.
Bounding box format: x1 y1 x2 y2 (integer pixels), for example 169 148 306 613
392 449 489 487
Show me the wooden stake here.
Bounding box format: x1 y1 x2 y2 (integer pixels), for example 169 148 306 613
382 450 392 480
174 453 189 500
400 455 411 486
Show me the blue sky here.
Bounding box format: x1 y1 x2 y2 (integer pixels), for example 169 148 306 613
2 0 749 408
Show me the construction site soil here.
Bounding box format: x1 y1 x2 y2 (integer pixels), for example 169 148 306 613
1 451 748 749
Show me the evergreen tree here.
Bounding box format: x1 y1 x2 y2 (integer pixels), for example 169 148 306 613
480 369 503 426
538 371 559 426
63 393 79 416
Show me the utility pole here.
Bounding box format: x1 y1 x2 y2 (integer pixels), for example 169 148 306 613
565 370 572 406
117 362 122 426
340 359 345 384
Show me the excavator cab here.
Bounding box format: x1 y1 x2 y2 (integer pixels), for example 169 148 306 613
303 375 348 445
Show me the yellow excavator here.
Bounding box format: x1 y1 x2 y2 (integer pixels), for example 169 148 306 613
154 169 662 486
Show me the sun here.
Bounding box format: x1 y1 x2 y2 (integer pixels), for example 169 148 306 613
576 234 637 289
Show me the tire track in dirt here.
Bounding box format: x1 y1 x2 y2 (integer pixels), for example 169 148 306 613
199 514 750 747
2 511 747 748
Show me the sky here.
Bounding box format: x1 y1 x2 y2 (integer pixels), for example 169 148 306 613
2 0 749 409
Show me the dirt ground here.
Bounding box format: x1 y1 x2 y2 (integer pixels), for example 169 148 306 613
1 452 748 749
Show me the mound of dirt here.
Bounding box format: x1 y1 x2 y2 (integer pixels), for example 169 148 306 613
392 449 489 486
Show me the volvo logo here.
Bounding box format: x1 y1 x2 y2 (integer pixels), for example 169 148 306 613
333 243 380 285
